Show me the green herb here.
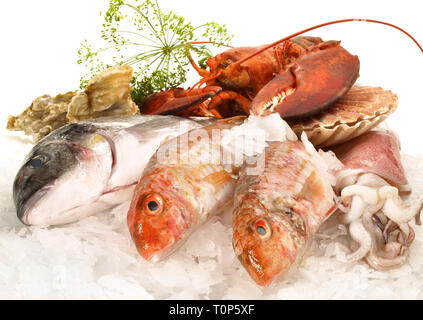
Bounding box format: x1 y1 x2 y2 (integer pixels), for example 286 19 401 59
77 0 233 106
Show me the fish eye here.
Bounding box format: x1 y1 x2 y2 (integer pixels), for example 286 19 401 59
148 201 159 211
256 225 266 235
252 218 271 240
142 194 164 215
28 155 47 168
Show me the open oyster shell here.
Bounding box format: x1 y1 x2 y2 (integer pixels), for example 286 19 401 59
289 86 398 148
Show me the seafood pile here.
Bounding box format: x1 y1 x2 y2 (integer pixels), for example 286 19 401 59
8 18 423 290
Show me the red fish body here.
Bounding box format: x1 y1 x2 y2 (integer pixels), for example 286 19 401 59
233 140 336 286
127 117 245 262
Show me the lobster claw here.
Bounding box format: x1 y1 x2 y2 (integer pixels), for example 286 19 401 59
250 41 360 119
141 86 222 115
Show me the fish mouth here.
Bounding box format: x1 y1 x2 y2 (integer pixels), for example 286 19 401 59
256 88 296 115
236 247 271 287
17 186 52 225
238 247 282 287
133 214 189 263
137 234 178 263
21 182 137 226
141 240 176 263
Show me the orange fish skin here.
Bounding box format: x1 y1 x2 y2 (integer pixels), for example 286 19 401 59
233 141 335 286
128 117 245 262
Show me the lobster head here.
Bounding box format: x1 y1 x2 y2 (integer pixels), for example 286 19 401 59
206 46 279 98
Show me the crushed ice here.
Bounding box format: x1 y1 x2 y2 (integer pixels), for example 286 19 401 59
1 123 423 299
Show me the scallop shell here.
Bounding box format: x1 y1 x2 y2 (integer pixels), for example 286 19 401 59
288 86 398 147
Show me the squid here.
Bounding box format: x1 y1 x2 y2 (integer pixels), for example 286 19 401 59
331 130 423 270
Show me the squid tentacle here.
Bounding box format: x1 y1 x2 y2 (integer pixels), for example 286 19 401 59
378 186 423 224
347 218 372 261
338 173 420 270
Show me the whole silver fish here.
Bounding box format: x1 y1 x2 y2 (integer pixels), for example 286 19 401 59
13 115 215 226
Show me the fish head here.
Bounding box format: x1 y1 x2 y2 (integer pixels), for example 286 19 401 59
127 168 196 262
13 124 113 225
233 200 301 286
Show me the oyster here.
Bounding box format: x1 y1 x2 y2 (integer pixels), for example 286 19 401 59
7 92 76 142
7 65 139 141
289 86 398 147
67 65 139 121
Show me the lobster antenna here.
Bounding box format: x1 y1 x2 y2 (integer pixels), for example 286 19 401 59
188 71 222 93
190 41 234 48
185 42 234 78
232 19 423 68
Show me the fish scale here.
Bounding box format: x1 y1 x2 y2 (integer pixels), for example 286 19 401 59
233 140 335 286
127 117 245 262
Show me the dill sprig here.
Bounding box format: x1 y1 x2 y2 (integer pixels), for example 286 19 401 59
77 0 233 106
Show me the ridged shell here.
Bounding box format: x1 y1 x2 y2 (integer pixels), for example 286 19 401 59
289 86 398 147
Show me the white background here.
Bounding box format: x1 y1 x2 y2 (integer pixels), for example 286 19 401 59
1 0 422 154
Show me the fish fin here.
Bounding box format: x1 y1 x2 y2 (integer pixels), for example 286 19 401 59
298 170 337 222
299 170 325 202
324 203 339 219
203 170 234 192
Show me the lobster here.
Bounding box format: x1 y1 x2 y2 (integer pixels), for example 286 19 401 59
141 19 422 120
